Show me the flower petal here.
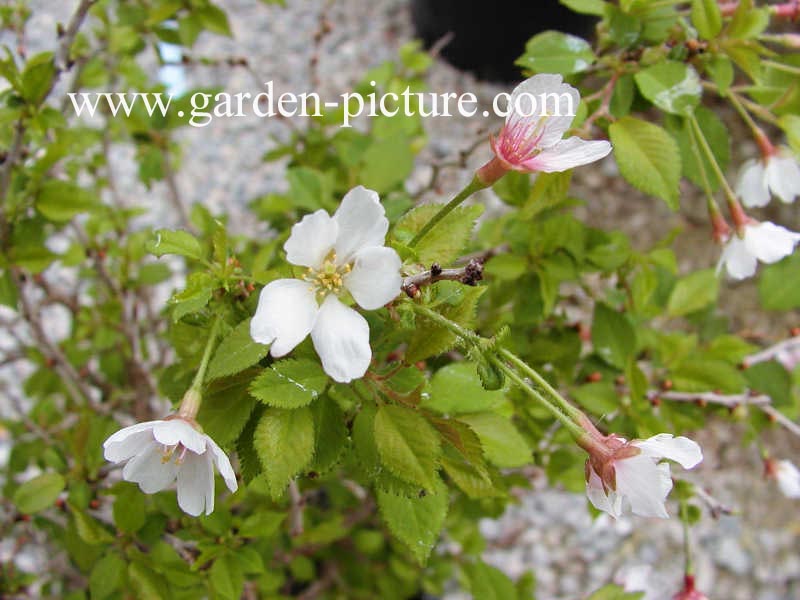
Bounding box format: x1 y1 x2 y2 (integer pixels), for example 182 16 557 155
585 463 622 518
776 460 800 499
718 236 757 280
333 186 389 263
520 137 611 173
311 295 371 382
614 454 671 518
344 246 402 310
122 441 179 494
103 421 160 462
206 435 238 493
744 222 800 265
153 419 207 455
250 279 319 357
176 452 213 516
508 74 578 148
736 159 770 208
283 209 338 268
634 434 702 469
767 154 800 204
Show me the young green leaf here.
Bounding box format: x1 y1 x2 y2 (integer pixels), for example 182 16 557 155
249 358 328 408
374 404 442 491
376 480 448 565
254 407 315 499
591 303 636 369
457 413 531 468
147 229 204 260
13 472 65 514
516 31 595 75
634 62 701 116
206 319 270 381
691 0 722 39
35 180 98 222
667 269 719 317
394 204 483 267
609 116 682 209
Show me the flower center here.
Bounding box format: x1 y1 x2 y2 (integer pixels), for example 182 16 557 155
303 251 351 297
162 443 189 465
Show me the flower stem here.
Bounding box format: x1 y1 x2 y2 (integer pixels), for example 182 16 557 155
498 348 585 424
680 496 694 575
179 315 223 419
408 176 486 248
408 302 587 438
490 357 586 439
192 315 223 391
727 92 773 156
688 115 741 212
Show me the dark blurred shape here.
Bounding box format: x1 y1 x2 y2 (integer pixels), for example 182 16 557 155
410 0 596 82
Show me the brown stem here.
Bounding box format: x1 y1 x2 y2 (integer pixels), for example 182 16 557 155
401 259 484 298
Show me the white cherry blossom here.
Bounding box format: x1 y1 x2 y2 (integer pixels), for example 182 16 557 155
103 417 237 516
250 186 401 382
769 459 800 499
717 221 800 280
584 433 703 519
736 149 800 208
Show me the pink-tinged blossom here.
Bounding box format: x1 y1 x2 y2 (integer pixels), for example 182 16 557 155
250 186 401 383
736 148 800 208
717 221 800 280
103 417 237 516
476 74 611 185
580 427 703 519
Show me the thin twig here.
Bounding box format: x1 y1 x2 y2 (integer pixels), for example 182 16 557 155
693 485 736 518
653 389 800 437
401 259 484 297
743 336 800 368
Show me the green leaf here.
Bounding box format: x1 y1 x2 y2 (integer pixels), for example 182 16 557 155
424 362 507 414
560 0 607 16
209 554 244 600
286 167 334 211
458 413 531 468
634 61 702 116
198 370 258 446
759 254 800 311
360 138 415 193
609 116 681 209
727 0 769 39
249 358 328 408
516 31 595 75
780 114 800 155
169 272 213 321
745 361 792 408
310 398 348 473
671 357 746 393
591 303 636 369
374 404 441 491
21 52 55 105
395 204 483 267
13 472 65 514
691 0 722 39
207 319 270 381
254 407 315 499
197 3 232 36
72 506 114 544
128 562 168 600
667 268 719 316
466 560 519 600
587 584 644 600
35 180 98 222
89 553 126 600
147 229 204 260
376 480 448 565
113 483 146 533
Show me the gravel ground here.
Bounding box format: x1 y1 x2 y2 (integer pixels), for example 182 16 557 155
5 1 800 598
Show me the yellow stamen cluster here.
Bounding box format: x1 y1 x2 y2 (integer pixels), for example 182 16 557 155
161 444 187 465
303 251 351 297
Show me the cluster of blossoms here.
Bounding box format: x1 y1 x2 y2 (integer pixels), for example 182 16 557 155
101 72 800 537
717 136 800 280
